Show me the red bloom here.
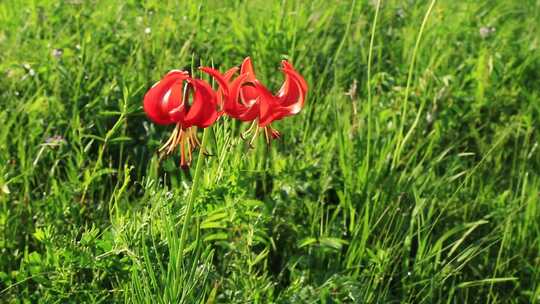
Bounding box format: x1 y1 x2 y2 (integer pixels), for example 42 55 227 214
201 57 308 145
143 70 219 167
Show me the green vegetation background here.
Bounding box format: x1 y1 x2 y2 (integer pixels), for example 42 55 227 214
1 0 539 303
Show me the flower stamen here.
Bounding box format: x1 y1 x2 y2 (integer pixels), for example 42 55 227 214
248 126 260 148
268 125 281 139
158 124 202 167
180 134 186 167
263 126 270 144
240 120 257 140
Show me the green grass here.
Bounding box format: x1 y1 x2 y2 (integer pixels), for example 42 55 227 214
1 0 539 302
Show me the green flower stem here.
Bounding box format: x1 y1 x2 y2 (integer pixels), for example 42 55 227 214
177 127 210 265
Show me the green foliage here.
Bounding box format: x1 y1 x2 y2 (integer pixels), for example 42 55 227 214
1 0 539 303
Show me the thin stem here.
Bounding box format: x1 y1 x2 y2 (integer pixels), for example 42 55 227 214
177 126 211 267
392 0 437 168
366 0 381 186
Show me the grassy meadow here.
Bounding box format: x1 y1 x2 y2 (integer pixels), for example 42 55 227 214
1 0 540 302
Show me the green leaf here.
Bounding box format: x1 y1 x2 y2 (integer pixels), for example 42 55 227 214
297 237 317 248
319 237 348 250
204 232 228 242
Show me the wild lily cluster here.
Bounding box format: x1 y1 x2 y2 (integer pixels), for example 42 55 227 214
143 57 308 167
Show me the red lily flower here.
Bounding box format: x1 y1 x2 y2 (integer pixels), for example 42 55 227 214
201 57 307 145
143 70 219 167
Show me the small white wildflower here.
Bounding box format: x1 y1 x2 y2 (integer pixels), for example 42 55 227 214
426 112 433 124
75 44 81 50
22 63 35 77
1 184 10 194
396 8 405 19
479 26 495 39
52 48 63 58
144 27 151 35
45 135 66 145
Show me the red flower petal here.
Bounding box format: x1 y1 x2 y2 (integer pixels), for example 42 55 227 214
277 67 307 116
281 61 308 92
224 73 255 120
200 66 239 109
184 79 219 128
252 80 283 127
239 57 261 108
143 70 189 125
166 80 188 122
240 57 256 79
